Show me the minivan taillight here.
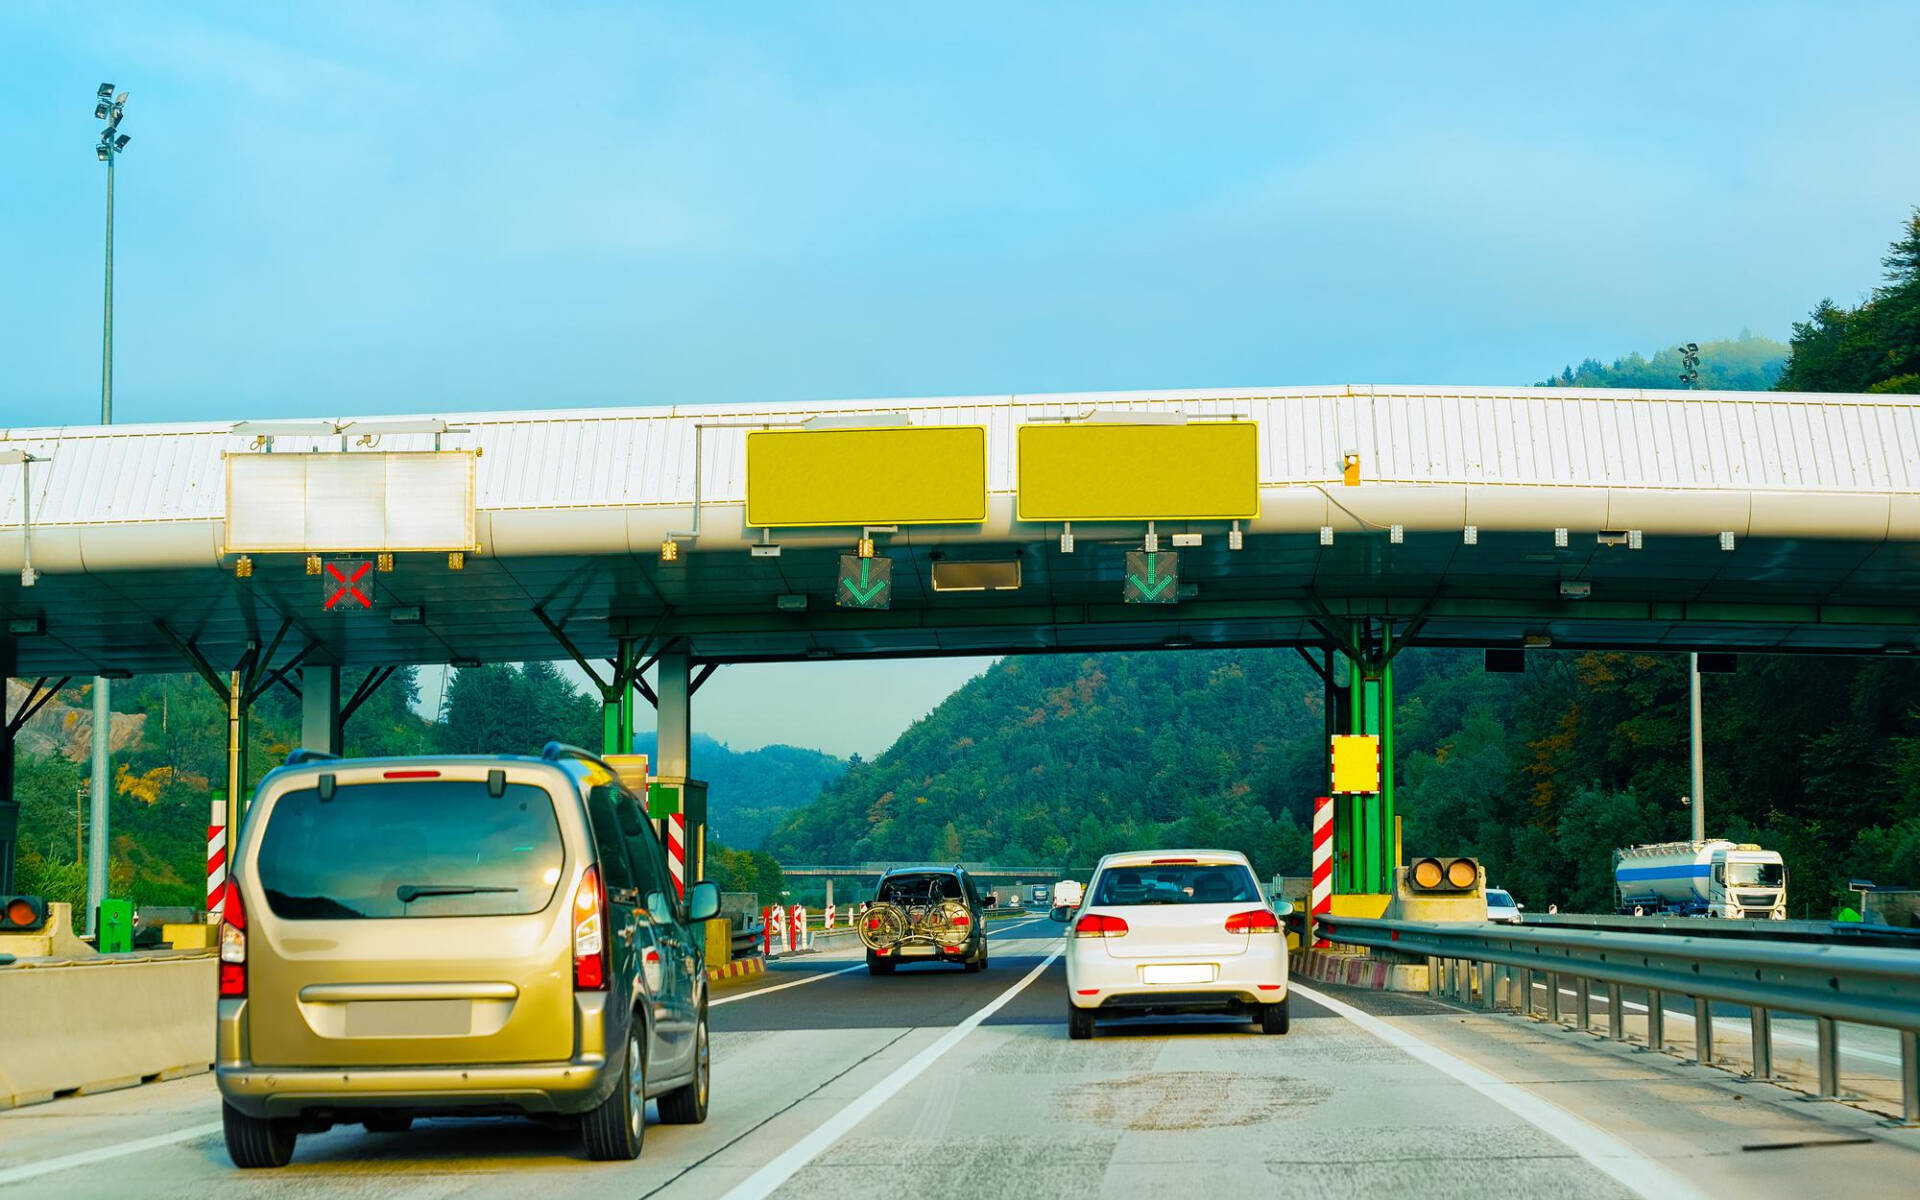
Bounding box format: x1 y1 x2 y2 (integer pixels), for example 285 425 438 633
1225 909 1280 934
572 865 607 991
1073 913 1129 938
218 884 247 998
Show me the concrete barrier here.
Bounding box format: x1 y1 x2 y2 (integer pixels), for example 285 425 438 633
0 951 214 1109
1295 947 1428 992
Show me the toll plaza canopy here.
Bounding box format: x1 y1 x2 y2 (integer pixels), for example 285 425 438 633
2 382 1919 678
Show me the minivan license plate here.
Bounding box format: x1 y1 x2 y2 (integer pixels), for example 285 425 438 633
344 999 472 1037
897 944 936 957
1141 964 1213 986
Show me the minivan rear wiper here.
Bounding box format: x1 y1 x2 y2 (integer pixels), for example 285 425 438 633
395 883 519 904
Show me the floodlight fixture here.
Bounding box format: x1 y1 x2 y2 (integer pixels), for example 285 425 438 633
95 144 109 162
94 102 110 120
114 134 129 151
98 83 114 100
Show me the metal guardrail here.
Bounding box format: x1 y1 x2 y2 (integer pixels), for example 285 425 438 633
1523 911 1920 950
1308 914 1920 1123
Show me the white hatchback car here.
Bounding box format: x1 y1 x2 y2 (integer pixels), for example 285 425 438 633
1053 849 1290 1039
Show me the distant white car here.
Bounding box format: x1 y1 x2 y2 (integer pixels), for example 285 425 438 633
1486 888 1523 924
1052 849 1289 1039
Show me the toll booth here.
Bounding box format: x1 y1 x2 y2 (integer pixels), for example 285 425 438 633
648 776 708 893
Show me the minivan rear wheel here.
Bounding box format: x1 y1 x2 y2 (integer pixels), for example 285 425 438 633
223 1101 297 1169
581 1024 645 1161
657 1009 709 1124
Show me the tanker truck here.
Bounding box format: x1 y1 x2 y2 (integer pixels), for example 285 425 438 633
1613 840 1787 919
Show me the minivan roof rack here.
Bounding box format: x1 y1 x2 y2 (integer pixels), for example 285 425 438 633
284 748 339 767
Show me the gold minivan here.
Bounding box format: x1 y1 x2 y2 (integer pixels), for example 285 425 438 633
215 744 719 1167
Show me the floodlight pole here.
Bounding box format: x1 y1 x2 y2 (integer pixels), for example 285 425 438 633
86 91 124 938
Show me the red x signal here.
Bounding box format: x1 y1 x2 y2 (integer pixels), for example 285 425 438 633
323 560 373 610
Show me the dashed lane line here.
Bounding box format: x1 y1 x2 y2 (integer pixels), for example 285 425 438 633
1291 981 1711 1200
716 946 1063 1200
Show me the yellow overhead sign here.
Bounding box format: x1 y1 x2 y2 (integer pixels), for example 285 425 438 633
1016 421 1259 521
1329 734 1381 795
746 426 987 527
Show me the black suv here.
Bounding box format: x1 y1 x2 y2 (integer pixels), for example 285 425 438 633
861 866 992 975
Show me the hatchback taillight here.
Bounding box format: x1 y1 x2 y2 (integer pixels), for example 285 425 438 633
1225 909 1280 934
572 865 606 991
218 884 247 998
950 913 971 927
1073 913 1129 938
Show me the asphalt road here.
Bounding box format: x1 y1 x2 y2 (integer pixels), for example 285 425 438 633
1 916 1914 1199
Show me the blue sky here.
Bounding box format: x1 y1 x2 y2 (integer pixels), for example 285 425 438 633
6 2 1920 753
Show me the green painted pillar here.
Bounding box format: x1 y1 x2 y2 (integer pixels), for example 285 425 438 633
601 639 635 755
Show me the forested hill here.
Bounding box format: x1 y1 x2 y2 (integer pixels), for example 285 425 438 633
767 651 1332 874
767 648 1920 917
631 731 845 849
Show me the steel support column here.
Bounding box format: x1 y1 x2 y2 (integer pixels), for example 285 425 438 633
300 666 341 755
657 648 691 778
87 679 110 936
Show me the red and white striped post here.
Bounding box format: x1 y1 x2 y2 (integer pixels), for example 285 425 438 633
762 906 773 956
1311 795 1333 948
665 812 686 897
825 902 837 929
206 792 227 924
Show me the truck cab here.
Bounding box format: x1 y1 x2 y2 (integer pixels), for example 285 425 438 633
1710 847 1787 919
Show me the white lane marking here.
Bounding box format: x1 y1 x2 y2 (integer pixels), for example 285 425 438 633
0 1121 223 1189
1535 984 1903 1067
1292 982 1710 1200
712 963 868 1006
711 917 1048 1007
719 947 1062 1200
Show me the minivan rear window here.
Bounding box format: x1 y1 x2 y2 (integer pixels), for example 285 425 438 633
254 780 564 920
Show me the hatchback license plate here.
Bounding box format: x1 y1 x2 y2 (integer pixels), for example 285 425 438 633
1141 964 1214 986
897 944 936 957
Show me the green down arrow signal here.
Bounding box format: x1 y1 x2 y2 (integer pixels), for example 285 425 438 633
1123 550 1179 604
837 553 893 609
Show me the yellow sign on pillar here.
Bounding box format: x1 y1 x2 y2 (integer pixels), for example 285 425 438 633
1329 734 1381 794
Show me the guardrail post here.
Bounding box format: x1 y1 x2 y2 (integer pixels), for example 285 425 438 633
1815 1016 1840 1098
1606 983 1624 1040
1546 972 1562 1024
1519 968 1535 1017
1693 997 1714 1065
1645 989 1664 1052
1480 961 1495 1010
1902 1031 1918 1125
1575 976 1591 1033
1750 1007 1774 1080
1427 955 1441 998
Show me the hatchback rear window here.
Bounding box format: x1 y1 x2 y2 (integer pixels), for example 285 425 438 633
1091 863 1260 906
1487 890 1515 907
254 780 564 920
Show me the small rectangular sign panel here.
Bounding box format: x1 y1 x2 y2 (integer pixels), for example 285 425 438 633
1330 734 1381 795
225 451 476 553
1017 421 1259 521
321 560 374 610
746 425 987 527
